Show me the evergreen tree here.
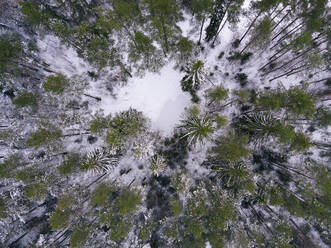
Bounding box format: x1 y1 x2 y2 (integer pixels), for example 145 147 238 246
178 114 214 145
181 60 207 101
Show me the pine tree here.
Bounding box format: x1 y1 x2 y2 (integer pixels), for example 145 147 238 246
43 73 69 94
178 114 214 145
180 60 207 101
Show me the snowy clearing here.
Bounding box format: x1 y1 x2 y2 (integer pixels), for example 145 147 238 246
97 63 191 136
38 35 192 136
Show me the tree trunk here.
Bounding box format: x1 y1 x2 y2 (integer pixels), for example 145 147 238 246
270 22 303 51
211 1 231 46
269 2 281 20
61 132 90 137
239 10 263 44
269 64 307 82
270 162 314 179
161 19 169 54
313 142 331 148
123 25 138 50
270 4 287 22
198 17 206 45
309 77 330 84
271 11 289 33
240 35 255 54
249 203 274 234
262 39 326 73
84 173 107 190
264 46 326 75
272 17 299 41
289 218 317 247
264 32 325 70
212 16 229 46
83 93 101 101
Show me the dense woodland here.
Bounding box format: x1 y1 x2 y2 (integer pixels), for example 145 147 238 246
0 0 330 247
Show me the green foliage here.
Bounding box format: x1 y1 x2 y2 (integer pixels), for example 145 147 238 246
0 34 22 75
106 109 147 146
233 89 250 102
216 161 256 194
0 197 7 218
315 107 331 127
12 91 38 109
181 60 206 102
267 186 285 206
314 165 331 217
89 115 111 134
163 219 180 239
15 167 40 184
49 194 74 230
49 208 71 230
283 194 306 217
26 126 62 149
70 226 89 248
315 167 331 200
206 86 228 102
109 219 130 242
58 153 81 176
174 37 195 65
116 189 141 215
290 131 311 151
258 87 315 118
25 183 47 200
238 112 311 151
85 37 117 69
188 0 214 18
0 129 13 141
270 223 293 248
212 132 250 161
185 195 208 218
292 32 312 51
252 17 272 46
91 183 115 207
171 173 187 193
138 220 157 241
237 112 279 143
130 31 155 57
258 90 285 111
0 154 22 179
208 234 225 248
43 73 69 94
169 197 182 216
214 115 227 128
179 114 214 145
227 51 253 64
183 217 204 239
270 122 295 144
271 123 310 151
207 199 236 232
20 2 46 25
187 105 200 117
285 87 315 118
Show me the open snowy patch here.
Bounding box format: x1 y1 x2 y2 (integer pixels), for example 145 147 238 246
97 63 191 136
37 35 192 136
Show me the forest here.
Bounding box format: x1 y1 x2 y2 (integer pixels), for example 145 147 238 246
0 0 330 247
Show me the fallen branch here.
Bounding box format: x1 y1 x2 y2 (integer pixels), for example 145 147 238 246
83 94 101 101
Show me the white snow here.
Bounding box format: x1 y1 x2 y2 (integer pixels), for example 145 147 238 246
38 35 192 136
37 35 90 77
93 63 191 136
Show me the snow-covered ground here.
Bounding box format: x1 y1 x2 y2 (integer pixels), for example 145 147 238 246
97 63 191 136
38 36 191 136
